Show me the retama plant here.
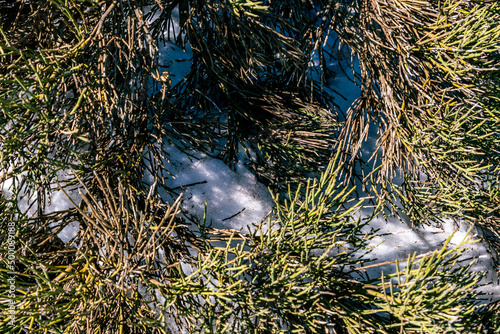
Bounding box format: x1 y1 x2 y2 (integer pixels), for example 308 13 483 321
0 0 499 332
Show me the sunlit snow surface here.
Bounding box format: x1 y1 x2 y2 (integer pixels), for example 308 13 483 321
147 143 274 232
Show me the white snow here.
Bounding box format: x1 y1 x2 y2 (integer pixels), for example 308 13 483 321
146 143 274 232
357 212 500 300
157 41 192 88
0 168 82 243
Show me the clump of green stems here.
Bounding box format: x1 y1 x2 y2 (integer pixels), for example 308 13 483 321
1 0 499 332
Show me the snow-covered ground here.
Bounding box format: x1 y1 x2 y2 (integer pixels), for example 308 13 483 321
151 143 274 231
1 11 499 305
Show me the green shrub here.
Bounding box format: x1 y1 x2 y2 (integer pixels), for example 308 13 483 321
1 0 499 333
